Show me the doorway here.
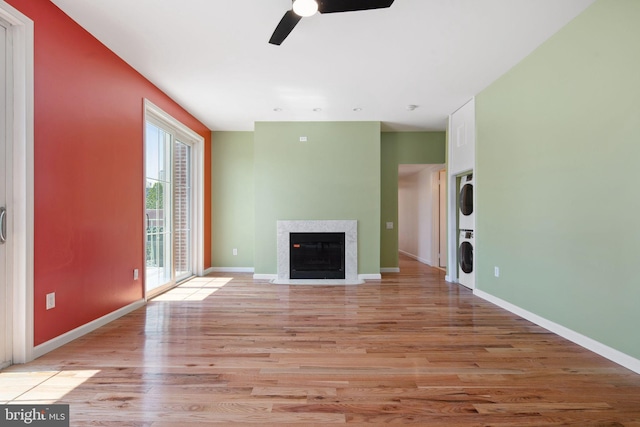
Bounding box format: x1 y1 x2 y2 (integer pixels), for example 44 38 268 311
397 164 445 267
144 102 203 298
0 3 34 366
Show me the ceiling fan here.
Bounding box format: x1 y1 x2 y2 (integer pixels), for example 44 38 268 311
269 0 395 45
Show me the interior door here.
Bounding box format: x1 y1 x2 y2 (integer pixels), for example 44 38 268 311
0 18 10 368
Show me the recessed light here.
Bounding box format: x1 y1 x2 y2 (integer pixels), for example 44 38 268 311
353 107 363 112
273 108 282 112
313 107 322 112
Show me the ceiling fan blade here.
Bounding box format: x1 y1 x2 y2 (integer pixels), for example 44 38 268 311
317 0 394 14
269 10 303 45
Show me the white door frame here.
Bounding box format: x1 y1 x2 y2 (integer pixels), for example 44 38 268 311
0 2 34 364
429 167 446 268
445 172 458 283
433 168 447 269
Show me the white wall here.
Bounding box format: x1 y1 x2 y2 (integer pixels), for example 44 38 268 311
448 98 475 175
398 173 420 257
398 165 443 265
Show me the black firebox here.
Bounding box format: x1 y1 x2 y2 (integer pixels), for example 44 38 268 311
290 232 345 279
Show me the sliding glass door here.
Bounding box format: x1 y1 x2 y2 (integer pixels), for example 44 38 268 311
145 122 194 296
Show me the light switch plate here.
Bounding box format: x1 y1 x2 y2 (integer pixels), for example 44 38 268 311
46 292 55 310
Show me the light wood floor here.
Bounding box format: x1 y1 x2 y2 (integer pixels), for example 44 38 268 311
2 255 640 426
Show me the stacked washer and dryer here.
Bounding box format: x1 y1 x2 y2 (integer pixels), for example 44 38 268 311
458 173 474 288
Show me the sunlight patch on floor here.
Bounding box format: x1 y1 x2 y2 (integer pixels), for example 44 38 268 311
151 277 233 302
0 369 100 403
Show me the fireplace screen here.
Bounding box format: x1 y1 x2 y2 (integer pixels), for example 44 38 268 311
290 232 346 279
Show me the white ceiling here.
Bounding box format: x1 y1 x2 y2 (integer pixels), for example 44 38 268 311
50 0 595 132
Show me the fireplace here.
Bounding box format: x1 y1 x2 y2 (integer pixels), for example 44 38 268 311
290 232 345 279
275 220 362 284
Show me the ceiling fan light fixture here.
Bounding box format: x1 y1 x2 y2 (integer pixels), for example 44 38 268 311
293 0 318 17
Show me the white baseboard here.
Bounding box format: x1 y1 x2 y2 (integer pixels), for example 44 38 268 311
399 250 433 266
253 273 277 280
380 267 400 273
359 274 382 280
32 299 146 360
474 289 640 375
207 267 254 274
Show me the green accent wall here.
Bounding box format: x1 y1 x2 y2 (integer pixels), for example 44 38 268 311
380 132 446 269
476 0 640 358
211 128 446 274
380 136 399 269
254 122 381 275
211 131 255 268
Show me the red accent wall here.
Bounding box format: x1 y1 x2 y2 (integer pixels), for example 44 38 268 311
7 0 212 346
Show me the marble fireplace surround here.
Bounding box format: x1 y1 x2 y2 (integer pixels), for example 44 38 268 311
273 220 364 285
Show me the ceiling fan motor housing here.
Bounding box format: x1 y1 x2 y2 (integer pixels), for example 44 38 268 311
269 0 395 45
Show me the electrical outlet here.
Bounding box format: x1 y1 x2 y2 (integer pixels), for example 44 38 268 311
46 292 56 310
386 222 394 230
233 248 238 256
133 269 139 280
494 266 500 278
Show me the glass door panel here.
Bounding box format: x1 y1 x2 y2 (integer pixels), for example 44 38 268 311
173 140 191 281
145 120 194 297
145 123 172 293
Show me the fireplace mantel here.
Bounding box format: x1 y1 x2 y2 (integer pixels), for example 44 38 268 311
274 220 363 285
